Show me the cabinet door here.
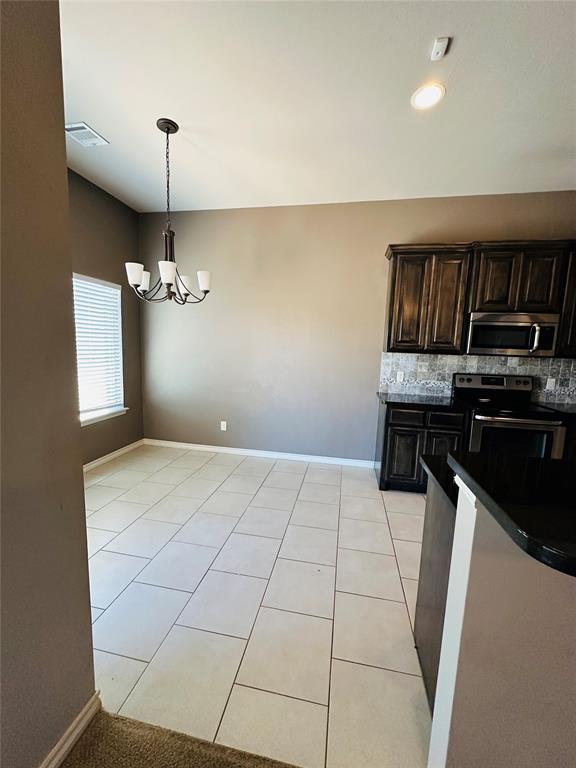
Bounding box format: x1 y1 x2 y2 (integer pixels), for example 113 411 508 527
389 254 430 351
425 430 462 457
414 479 457 710
386 427 426 486
558 251 576 357
425 252 470 353
517 249 565 313
472 249 520 312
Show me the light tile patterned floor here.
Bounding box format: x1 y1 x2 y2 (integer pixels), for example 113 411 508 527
86 445 430 768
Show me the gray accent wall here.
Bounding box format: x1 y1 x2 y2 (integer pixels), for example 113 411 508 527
68 170 144 463
140 192 576 460
1 3 95 767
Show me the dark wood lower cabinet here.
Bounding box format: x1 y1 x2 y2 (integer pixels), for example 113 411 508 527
385 427 426 488
376 400 466 492
414 460 457 711
426 430 461 457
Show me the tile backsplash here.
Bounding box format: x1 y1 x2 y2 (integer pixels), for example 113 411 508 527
379 352 576 403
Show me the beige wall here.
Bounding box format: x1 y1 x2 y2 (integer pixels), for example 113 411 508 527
140 191 576 460
68 170 144 463
0 3 95 768
447 502 576 767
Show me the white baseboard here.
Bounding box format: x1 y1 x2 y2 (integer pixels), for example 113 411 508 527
83 439 145 472
38 691 101 768
143 438 374 468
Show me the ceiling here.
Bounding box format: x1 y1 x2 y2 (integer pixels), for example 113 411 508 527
60 1 576 212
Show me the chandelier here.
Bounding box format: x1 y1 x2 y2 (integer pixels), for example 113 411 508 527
125 118 211 304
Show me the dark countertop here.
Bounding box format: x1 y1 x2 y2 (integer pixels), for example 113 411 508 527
420 454 458 506
540 402 576 415
447 451 576 577
377 391 458 410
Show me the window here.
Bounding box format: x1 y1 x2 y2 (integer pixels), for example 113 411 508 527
72 275 126 425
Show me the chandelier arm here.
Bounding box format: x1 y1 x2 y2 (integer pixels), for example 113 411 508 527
143 277 163 300
175 267 203 302
132 284 170 303
184 292 207 304
144 293 170 303
173 272 186 302
170 286 185 305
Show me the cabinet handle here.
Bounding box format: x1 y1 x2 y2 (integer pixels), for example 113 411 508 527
529 323 541 353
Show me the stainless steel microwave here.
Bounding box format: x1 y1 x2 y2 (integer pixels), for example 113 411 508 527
466 312 559 357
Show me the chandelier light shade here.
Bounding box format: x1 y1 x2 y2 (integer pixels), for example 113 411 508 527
125 118 211 305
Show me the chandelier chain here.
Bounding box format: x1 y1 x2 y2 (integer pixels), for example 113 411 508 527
165 131 171 230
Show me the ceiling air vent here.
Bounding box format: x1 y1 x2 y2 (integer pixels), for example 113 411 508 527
65 122 109 147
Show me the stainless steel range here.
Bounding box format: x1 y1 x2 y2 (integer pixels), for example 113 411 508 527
453 374 567 459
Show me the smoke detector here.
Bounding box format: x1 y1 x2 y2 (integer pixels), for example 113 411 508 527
430 37 451 61
65 122 109 147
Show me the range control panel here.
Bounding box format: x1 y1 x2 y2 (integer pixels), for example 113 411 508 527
453 374 533 392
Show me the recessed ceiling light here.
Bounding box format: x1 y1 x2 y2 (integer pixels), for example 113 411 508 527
410 83 446 110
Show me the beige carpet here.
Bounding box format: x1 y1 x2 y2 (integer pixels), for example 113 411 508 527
62 711 295 768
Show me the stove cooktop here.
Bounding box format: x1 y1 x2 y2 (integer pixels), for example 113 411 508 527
471 404 566 421
451 373 566 423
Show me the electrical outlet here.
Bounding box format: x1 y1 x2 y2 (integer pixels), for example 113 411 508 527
396 371 405 382
220 420 227 432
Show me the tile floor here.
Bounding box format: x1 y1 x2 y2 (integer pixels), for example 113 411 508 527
85 444 430 768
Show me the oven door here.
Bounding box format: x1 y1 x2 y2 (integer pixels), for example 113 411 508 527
466 313 559 357
469 415 566 459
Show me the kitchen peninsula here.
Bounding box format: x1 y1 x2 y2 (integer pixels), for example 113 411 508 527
419 452 576 768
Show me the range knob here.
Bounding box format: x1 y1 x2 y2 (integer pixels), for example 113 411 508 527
459 377 465 382
524 380 530 385
516 379 521 385
466 377 472 383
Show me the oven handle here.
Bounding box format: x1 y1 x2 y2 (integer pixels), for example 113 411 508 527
529 323 541 353
474 414 564 427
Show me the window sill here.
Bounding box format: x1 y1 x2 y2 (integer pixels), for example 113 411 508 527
80 406 129 427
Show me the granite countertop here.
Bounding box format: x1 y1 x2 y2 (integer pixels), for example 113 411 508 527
420 454 459 506
540 402 576 415
447 451 576 577
377 391 457 409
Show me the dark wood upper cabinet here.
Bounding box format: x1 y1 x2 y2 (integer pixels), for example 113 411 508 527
387 240 574 356
558 250 576 357
425 252 470 353
387 246 469 354
517 249 565 312
389 253 430 351
472 249 520 311
471 243 567 313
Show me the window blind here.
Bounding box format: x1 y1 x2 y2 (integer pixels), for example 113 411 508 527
72 275 124 419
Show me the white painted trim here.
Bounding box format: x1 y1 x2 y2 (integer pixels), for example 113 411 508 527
81 406 129 427
83 439 144 472
454 475 477 504
143 438 374 467
427 479 478 768
38 691 101 768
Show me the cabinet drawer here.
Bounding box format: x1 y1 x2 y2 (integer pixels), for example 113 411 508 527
426 411 465 429
389 409 426 427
